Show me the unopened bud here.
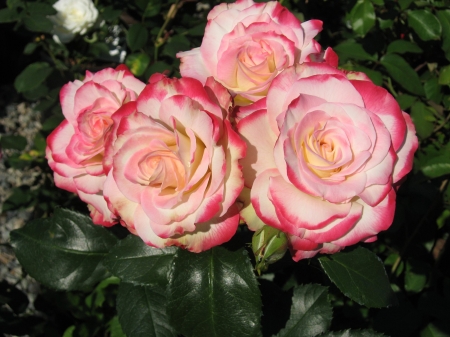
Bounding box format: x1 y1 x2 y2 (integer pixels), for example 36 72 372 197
252 226 288 275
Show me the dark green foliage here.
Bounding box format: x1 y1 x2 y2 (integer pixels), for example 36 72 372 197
2 0 450 336
167 247 262 337
10 208 118 291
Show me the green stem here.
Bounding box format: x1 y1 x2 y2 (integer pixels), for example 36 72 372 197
154 0 180 62
42 41 65 77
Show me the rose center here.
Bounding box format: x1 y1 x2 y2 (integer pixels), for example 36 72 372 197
238 40 276 73
138 150 186 191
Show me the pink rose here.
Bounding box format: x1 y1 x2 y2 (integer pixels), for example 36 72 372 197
177 0 322 105
102 74 246 252
46 65 145 225
238 63 418 261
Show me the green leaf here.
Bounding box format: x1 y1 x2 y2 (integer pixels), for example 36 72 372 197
10 208 118 291
144 1 161 18
380 54 424 96
117 283 177 337
104 235 176 287
25 2 56 16
125 53 150 77
14 62 52 93
108 316 127 337
396 94 416 110
41 114 64 131
23 15 53 33
386 40 423 54
0 135 27 150
145 61 172 80
22 84 49 101
167 247 262 337
421 154 450 178
23 42 38 55
424 78 443 103
162 35 190 59
62 326 76 337
333 41 377 61
352 65 383 85
439 65 450 85
349 0 376 37
437 10 450 61
371 0 384 5
408 10 442 41
319 247 397 308
405 259 429 293
188 23 207 36
410 101 435 139
421 322 450 337
277 284 332 337
378 18 394 30
399 0 414 10
0 8 19 22
322 329 386 337
437 209 450 229
127 24 149 52
101 6 122 21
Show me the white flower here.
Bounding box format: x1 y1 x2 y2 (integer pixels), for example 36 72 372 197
49 0 99 44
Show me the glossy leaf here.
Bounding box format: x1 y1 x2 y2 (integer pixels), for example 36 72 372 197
0 8 19 22
398 0 414 10
420 154 450 178
410 101 435 139
127 24 148 52
125 53 150 76
322 330 386 337
424 78 443 103
386 40 423 54
104 235 176 287
420 322 450 337
10 208 118 291
396 94 416 110
319 247 397 308
349 0 376 37
0 135 27 150
14 62 52 93
380 54 424 96
439 65 450 85
23 15 53 33
117 283 176 337
333 41 377 61
408 10 442 41
277 284 332 337
167 247 262 337
405 259 429 293
437 10 450 61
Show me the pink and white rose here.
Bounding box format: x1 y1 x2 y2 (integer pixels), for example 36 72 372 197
238 63 418 261
46 65 145 225
177 0 322 105
103 74 246 252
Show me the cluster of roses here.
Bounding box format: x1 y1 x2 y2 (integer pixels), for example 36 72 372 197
46 0 418 261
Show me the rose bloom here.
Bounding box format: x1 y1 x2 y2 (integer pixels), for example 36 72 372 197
102 74 246 252
46 66 145 225
177 0 322 105
238 63 418 261
49 0 99 43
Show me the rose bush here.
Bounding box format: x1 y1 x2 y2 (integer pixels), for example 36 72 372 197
49 0 99 43
177 0 322 105
46 65 145 225
102 74 246 252
238 63 418 261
